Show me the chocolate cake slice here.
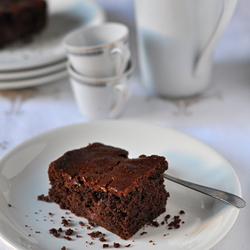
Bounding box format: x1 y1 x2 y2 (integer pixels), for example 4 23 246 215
0 0 47 48
48 143 169 240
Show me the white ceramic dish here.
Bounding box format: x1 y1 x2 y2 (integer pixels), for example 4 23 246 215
0 0 105 72
0 121 241 250
0 61 67 81
0 69 68 90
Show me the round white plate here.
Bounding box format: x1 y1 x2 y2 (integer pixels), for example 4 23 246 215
0 69 68 90
0 0 105 72
0 121 241 250
0 60 67 81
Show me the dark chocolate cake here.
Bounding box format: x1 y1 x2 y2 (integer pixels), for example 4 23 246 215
48 143 169 240
0 0 47 47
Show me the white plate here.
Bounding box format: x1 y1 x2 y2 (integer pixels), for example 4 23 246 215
0 121 241 250
0 0 105 72
0 61 67 81
0 69 68 90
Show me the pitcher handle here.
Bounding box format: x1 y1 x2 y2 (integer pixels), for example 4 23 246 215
194 0 237 76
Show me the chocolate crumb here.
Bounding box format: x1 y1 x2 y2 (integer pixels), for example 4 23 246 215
140 232 148 235
99 236 107 242
88 231 103 238
58 228 63 232
53 232 60 238
49 228 57 234
61 219 69 226
149 240 153 243
103 244 109 248
61 247 66 250
86 225 91 230
37 194 50 202
89 221 96 227
37 194 44 200
8 203 12 207
180 210 185 215
165 214 171 220
65 229 73 236
125 244 131 247
114 242 121 248
35 231 40 233
151 221 159 227
64 236 72 241
29 234 31 237
76 235 82 238
79 221 84 226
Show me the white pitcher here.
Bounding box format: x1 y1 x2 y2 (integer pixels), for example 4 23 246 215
135 0 237 97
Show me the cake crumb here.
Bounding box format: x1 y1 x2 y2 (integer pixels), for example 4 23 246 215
8 203 12 207
65 228 73 236
37 194 50 202
79 221 84 226
88 231 103 239
140 232 148 235
49 228 57 234
151 221 159 227
125 244 131 247
61 247 66 250
99 236 107 242
103 244 109 248
64 236 72 241
114 242 121 248
62 219 69 226
76 235 82 238
179 210 185 215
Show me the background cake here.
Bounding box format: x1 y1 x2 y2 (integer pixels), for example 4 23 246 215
0 0 47 47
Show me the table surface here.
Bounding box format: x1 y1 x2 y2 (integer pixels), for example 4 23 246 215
0 0 249 249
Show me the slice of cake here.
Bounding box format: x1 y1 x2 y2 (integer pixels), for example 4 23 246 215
48 143 169 240
0 0 47 48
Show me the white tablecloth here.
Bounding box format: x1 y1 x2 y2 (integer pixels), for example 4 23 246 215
0 0 249 249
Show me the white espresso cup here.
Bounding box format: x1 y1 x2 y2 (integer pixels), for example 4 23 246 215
63 22 131 78
135 0 237 97
67 61 134 120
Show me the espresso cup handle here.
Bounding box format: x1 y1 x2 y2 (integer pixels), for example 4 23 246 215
110 48 124 76
194 0 237 76
109 81 131 118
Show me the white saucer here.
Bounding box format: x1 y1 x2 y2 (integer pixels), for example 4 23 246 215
0 60 67 81
0 121 241 250
0 69 68 90
0 0 105 72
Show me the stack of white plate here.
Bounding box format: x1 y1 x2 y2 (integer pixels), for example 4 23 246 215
0 0 105 90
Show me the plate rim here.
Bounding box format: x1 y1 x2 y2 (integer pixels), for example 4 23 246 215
0 69 68 90
0 60 67 81
0 120 242 250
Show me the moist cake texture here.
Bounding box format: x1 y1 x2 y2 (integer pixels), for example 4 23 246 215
0 0 47 47
48 143 169 240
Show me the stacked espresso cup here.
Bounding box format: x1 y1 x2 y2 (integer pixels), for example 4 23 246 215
63 23 133 120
